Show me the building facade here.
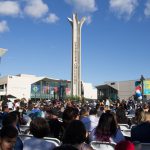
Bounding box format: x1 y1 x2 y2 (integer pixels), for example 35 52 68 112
96 79 150 101
0 74 97 100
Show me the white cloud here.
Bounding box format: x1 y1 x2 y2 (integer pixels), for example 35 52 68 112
0 1 20 16
86 15 92 24
0 21 9 33
65 0 97 13
109 0 138 19
24 0 48 18
43 13 59 24
144 0 150 17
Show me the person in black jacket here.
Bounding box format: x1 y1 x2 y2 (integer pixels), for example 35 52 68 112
131 111 150 143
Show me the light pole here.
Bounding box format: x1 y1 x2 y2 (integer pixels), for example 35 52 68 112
140 75 145 101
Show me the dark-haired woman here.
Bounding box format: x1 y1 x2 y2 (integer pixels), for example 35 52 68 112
89 112 125 143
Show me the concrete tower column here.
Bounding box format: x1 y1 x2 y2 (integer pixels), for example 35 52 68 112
68 13 86 98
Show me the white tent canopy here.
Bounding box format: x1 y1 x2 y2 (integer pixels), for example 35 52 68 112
0 48 7 57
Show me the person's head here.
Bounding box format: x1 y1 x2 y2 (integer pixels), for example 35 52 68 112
2 106 9 113
30 117 49 138
142 103 149 112
2 112 18 127
80 106 89 117
116 107 127 123
62 107 79 124
62 120 86 145
0 125 18 150
115 140 134 150
95 112 117 142
135 108 145 124
89 107 97 115
46 108 59 119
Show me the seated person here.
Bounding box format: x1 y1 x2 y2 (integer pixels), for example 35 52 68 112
89 111 125 143
131 111 150 143
23 117 56 150
62 120 93 150
0 125 18 150
62 107 79 129
116 106 129 124
2 111 23 150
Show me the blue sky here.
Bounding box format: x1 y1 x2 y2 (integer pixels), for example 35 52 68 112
0 0 150 85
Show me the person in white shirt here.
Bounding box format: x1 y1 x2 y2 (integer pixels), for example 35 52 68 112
23 117 56 150
105 99 110 107
87 108 99 132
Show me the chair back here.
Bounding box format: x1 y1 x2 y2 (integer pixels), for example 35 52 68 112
19 134 61 146
121 129 131 137
141 143 150 150
118 124 129 130
44 137 61 146
20 125 30 134
90 141 116 150
19 134 32 142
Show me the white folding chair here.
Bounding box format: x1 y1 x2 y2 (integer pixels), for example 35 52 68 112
19 125 30 134
141 143 150 150
19 134 61 146
126 115 135 119
118 124 129 130
44 137 61 146
121 129 131 137
130 124 136 129
90 141 116 150
19 134 32 142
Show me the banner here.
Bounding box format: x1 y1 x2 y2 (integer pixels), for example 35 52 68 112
65 87 71 95
54 87 58 93
43 86 50 94
31 85 40 93
144 80 150 95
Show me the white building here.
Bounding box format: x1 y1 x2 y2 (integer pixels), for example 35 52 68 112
0 74 43 99
0 74 97 100
82 82 97 99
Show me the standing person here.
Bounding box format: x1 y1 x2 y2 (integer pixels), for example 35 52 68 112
116 106 129 124
80 106 90 132
0 125 18 150
84 108 99 132
7 100 14 111
62 107 79 129
105 99 110 107
1 96 9 109
0 106 9 121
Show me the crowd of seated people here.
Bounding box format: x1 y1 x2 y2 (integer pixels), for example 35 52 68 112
1 97 150 150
